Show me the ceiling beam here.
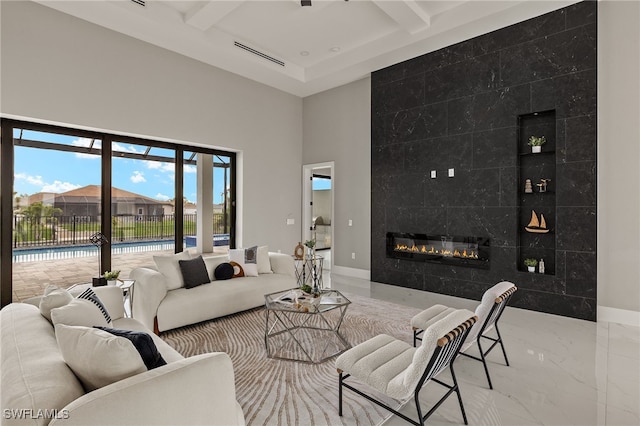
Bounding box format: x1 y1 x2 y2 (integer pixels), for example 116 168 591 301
185 1 245 31
372 0 431 34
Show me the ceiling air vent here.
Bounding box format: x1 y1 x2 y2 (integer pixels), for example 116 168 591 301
233 41 285 67
131 0 146 7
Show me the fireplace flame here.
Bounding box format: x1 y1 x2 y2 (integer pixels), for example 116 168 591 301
394 243 478 259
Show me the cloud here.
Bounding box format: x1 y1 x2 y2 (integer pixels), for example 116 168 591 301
146 161 174 173
15 173 44 186
155 193 170 201
184 165 197 174
130 171 146 183
72 137 102 159
16 173 80 193
41 181 81 193
112 142 143 154
72 139 143 159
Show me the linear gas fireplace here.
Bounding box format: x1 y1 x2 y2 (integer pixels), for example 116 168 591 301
386 232 490 269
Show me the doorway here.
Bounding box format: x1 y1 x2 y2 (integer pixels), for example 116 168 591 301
302 162 334 273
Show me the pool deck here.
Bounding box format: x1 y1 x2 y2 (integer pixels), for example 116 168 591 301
11 247 229 302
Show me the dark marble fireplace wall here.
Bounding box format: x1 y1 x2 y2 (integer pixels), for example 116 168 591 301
370 1 597 321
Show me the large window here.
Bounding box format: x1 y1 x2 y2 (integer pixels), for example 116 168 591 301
0 119 235 306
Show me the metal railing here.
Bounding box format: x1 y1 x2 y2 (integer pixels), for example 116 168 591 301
12 213 229 249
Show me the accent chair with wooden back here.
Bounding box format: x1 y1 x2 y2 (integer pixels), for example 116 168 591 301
336 306 477 426
412 281 517 390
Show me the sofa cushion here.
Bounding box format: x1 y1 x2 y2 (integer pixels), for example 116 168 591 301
39 284 74 322
55 324 147 391
51 298 111 328
179 255 211 289
1 304 85 426
154 251 192 290
257 245 273 274
95 326 167 370
214 262 235 280
229 246 258 277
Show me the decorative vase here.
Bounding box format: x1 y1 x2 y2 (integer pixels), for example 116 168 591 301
107 280 117 286
532 146 542 153
527 266 535 273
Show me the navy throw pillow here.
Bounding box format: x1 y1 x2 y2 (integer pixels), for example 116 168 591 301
94 326 167 370
214 262 234 280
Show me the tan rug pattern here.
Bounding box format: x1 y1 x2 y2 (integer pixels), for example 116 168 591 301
161 293 423 426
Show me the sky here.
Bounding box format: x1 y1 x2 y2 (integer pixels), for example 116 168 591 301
13 129 231 204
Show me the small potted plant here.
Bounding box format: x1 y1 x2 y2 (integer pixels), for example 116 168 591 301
524 258 538 273
103 270 121 285
528 136 546 153
303 239 316 258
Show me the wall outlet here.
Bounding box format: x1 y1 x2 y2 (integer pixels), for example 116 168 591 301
430 170 437 179
351 252 356 259
348 219 353 226
448 168 455 177
286 218 295 225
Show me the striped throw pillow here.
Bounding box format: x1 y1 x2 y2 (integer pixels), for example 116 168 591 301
77 288 112 324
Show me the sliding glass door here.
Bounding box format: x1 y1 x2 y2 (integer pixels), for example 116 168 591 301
0 119 235 306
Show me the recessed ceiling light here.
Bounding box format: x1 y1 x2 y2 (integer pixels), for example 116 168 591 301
300 51 310 56
330 47 341 53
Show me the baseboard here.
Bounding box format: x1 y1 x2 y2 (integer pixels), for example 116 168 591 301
597 305 640 326
330 265 370 281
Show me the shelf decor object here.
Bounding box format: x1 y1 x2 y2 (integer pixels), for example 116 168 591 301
524 258 538 273
525 210 550 234
89 232 109 286
528 136 546 153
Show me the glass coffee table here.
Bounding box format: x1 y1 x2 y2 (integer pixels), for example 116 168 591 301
264 288 351 363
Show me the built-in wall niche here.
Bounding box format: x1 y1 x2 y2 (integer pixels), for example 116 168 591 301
517 110 556 275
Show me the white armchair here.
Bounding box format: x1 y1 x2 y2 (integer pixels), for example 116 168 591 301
412 281 517 389
336 306 477 426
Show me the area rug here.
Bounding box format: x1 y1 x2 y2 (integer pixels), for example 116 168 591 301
161 293 423 426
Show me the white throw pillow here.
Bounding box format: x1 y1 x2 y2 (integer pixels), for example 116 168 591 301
153 251 192 290
55 324 147 391
39 284 74 322
229 247 259 277
51 298 110 328
257 245 273 274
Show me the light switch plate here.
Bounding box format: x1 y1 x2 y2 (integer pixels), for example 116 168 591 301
430 170 437 179
286 218 295 225
448 168 455 177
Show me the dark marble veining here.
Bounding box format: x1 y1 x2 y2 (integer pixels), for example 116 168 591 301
371 1 597 321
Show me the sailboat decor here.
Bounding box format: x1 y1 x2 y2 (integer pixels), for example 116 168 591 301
525 210 550 233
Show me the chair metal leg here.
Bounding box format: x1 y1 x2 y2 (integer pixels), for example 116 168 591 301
413 328 423 347
338 371 344 416
414 390 425 426
494 323 510 366
450 363 468 425
476 338 494 390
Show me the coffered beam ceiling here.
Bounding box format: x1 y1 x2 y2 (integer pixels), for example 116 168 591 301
33 0 580 97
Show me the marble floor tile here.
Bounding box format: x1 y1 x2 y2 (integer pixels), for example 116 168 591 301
328 274 640 426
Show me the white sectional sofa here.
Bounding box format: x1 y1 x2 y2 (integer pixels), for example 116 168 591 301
0 286 244 426
130 251 296 334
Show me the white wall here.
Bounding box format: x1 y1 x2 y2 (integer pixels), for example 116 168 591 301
303 78 371 275
597 0 640 323
0 1 303 254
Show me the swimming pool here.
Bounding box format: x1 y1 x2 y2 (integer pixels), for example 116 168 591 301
12 241 177 263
